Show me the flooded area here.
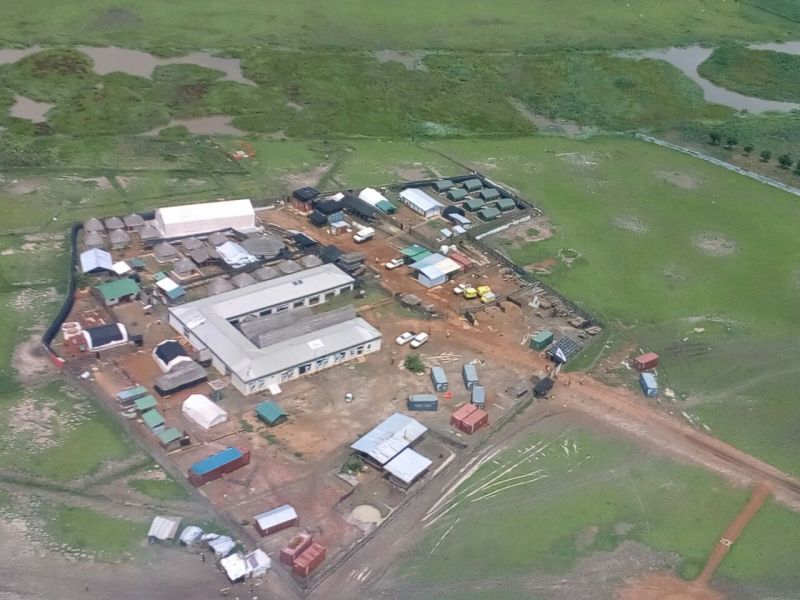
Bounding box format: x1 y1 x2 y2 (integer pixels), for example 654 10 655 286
142 115 244 136
0 45 255 85
748 41 800 56
10 94 54 123
620 46 800 113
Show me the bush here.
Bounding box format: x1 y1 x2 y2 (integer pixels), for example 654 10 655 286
404 354 425 374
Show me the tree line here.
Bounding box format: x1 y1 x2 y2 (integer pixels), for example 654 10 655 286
709 131 799 174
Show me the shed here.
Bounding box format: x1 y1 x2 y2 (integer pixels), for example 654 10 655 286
153 242 179 263
80 248 113 274
400 244 429 262
179 525 204 546
253 265 280 282
188 245 213 266
172 257 197 277
182 394 228 430
477 207 501 221
462 364 480 389
141 409 165 434
471 385 486 408
448 251 472 270
148 516 182 542
95 278 139 306
207 535 236 557
154 361 207 396
134 394 157 413
157 427 183 449
277 259 302 274
188 447 250 487
430 366 448 392
82 322 128 350
208 277 235 295
129 257 146 270
84 231 106 250
138 223 160 242
399 188 444 218
533 376 554 398
292 232 318 250
384 448 432 488
530 330 554 351
640 372 658 397
407 394 438 412
231 272 257 288
342 193 381 221
447 188 468 201
351 413 427 466
123 213 145 230
181 236 204 251
462 198 485 213
634 352 659 372
208 231 228 246
108 229 131 249
153 340 191 372
242 234 285 259
104 216 124 231
254 504 299 537
308 210 328 228
116 385 148 406
433 179 454 192
478 188 500 201
462 178 482 192
84 217 105 233
255 401 287 427
111 261 131 275
298 254 323 269
291 186 319 212
496 197 517 211
155 276 186 301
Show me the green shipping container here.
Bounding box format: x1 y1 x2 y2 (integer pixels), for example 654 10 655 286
530 330 554 351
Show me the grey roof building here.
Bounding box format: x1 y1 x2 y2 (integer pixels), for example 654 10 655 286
154 241 179 262
109 228 131 249
189 245 214 265
253 265 280 281
172 257 197 277
231 272 257 288
182 236 204 251
277 259 301 274
104 216 125 230
298 254 323 269
208 277 235 295
123 213 146 230
84 231 106 249
139 223 160 242
168 264 372 396
242 235 285 259
208 231 228 246
84 218 105 233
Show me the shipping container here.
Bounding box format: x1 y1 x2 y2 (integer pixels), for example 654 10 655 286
292 543 326 577
470 385 486 408
458 407 489 434
462 364 480 390
253 504 299 537
640 373 658 397
116 385 148 407
280 533 313 566
407 394 439 412
450 403 478 429
529 330 554 351
430 366 448 392
634 352 659 372
188 447 250 487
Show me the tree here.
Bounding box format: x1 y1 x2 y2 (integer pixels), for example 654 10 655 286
778 154 793 169
794 162 800 176
760 150 772 162
708 131 722 146
725 136 738 148
743 144 754 154
404 354 425 374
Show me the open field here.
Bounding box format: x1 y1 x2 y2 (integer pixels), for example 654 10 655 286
0 1 796 52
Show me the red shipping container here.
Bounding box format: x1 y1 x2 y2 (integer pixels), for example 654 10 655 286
292 542 326 577
281 533 313 565
450 404 477 429
187 447 251 487
458 408 488 434
633 352 659 372
448 251 473 270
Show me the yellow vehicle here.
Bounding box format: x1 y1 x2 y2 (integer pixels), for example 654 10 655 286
476 285 492 297
462 287 478 299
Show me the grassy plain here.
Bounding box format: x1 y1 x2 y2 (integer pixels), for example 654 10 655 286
0 1 795 52
46 505 145 559
129 478 189 501
396 429 800 597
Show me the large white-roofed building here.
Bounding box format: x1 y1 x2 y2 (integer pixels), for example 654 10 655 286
168 264 381 395
398 188 444 218
155 199 256 239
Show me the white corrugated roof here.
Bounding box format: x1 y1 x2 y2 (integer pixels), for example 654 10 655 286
384 448 432 484
399 188 444 214
254 504 297 531
358 187 388 206
351 413 427 465
157 199 254 227
79 248 112 273
182 394 228 430
148 515 182 540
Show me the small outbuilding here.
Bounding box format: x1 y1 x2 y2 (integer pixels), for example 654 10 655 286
182 394 228 430
84 217 105 233
82 323 128 351
447 188 468 201
142 409 166 434
208 231 228 246
477 206 501 221
253 265 280 282
109 228 131 250
84 231 106 250
462 178 482 192
640 372 658 397
277 259 302 274
433 179 454 192
147 516 182 542
255 401 287 427
298 254 323 269
153 241 179 263
208 277 235 295
188 245 214 266
153 340 192 372
157 427 184 450
138 222 160 243
95 278 140 306
104 216 125 231
634 352 659 372
495 197 517 211
123 213 146 231
291 187 320 213
462 364 480 390
384 448 432 488
171 257 198 278
134 395 157 413
231 272 256 288
461 198 485 213
254 504 299 537
533 376 554 398
155 276 186 302
242 234 285 259
530 330 554 351
430 366 448 392
478 188 500 201
407 394 438 412
80 248 113 274
471 385 486 408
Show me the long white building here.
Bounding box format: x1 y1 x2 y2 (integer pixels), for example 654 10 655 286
155 199 256 238
168 264 381 395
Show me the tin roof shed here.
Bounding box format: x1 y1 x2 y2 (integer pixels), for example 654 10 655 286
351 413 427 466
96 278 140 303
80 248 113 273
255 401 287 426
496 197 517 211
462 198 485 212
477 207 501 221
462 178 482 191
148 516 182 541
384 448 432 486
433 179 453 192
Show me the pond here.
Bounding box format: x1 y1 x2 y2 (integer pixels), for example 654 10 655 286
619 45 800 113
142 116 245 136
10 94 54 123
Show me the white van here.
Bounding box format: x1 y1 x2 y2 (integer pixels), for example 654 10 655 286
353 227 375 243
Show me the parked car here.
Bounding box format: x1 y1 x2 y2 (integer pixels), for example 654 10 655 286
395 331 415 346
462 287 478 299
453 284 466 295
384 258 404 270
410 332 429 349
480 292 497 303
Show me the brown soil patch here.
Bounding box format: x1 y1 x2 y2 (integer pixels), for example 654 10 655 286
394 165 434 181
7 178 46 196
693 233 735 256
12 333 54 384
616 573 722 600
655 170 701 190
282 163 332 192
613 215 648 233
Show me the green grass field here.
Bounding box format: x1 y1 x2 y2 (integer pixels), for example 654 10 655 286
396 429 800 597
0 1 795 52
45 505 145 560
698 44 800 103
129 477 189 501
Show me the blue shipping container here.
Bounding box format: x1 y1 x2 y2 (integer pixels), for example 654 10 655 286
640 373 658 397
407 394 439 412
430 367 448 392
191 447 243 476
462 364 480 390
471 385 486 407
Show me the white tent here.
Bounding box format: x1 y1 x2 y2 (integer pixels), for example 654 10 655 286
358 187 388 207
155 199 256 238
182 394 228 430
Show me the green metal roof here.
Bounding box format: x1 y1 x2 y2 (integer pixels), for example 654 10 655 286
477 207 501 221
154 271 167 281
447 189 468 201
401 244 428 258
129 258 146 268
479 188 500 201
533 330 554 343
433 180 453 192
495 197 517 211
96 278 140 302
462 198 485 212
462 178 482 191
141 409 165 429
376 200 396 214
255 401 287 425
134 395 157 412
157 427 182 444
